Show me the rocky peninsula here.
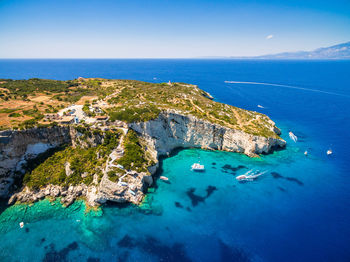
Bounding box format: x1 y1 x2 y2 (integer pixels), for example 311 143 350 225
0 78 286 207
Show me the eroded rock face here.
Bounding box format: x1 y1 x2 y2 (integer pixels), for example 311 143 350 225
130 110 286 158
0 127 71 197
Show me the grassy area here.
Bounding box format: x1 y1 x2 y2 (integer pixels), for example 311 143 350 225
108 104 161 123
105 80 278 138
0 78 279 138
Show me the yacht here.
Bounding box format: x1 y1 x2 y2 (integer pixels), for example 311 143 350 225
191 163 205 171
327 149 333 155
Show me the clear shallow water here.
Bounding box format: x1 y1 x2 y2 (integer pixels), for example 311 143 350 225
0 59 349 262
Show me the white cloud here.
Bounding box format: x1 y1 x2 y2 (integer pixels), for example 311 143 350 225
266 34 274 40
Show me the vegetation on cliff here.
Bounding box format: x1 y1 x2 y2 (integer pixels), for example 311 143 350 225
23 130 120 190
117 130 154 173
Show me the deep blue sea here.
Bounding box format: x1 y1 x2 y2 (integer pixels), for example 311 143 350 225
0 59 349 262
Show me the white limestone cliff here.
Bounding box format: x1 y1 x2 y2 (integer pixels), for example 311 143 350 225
1 110 286 207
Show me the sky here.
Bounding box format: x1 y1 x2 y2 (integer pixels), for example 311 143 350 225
0 0 349 58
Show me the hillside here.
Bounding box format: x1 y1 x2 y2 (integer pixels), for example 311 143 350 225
0 78 286 207
0 78 279 138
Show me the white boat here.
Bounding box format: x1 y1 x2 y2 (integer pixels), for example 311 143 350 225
191 163 205 171
19 222 24 228
257 105 264 108
289 131 298 142
236 170 267 181
327 149 333 155
160 176 169 181
304 151 308 156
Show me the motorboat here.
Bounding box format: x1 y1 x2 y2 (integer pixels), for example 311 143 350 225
160 176 169 181
304 151 308 156
289 132 298 142
327 149 333 155
191 163 205 171
19 222 24 228
257 105 264 108
236 170 267 181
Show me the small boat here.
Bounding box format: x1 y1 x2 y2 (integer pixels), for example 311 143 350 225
19 222 24 228
304 150 308 156
327 149 333 155
160 176 169 181
191 163 205 171
236 170 267 182
289 132 298 142
257 105 264 108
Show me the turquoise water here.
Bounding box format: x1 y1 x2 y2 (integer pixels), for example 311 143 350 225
0 59 349 261
0 130 343 261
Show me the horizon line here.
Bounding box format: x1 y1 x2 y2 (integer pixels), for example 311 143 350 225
1 57 350 60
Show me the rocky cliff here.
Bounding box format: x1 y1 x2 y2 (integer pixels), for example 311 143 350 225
1 110 285 207
130 110 285 158
0 127 71 197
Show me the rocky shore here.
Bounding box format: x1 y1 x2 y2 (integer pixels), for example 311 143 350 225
0 110 286 207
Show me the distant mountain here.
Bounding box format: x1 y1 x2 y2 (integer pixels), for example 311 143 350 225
256 41 350 59
197 42 350 60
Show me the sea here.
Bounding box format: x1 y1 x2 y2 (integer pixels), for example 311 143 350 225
0 59 349 262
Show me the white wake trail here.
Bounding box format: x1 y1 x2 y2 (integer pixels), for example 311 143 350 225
224 81 350 98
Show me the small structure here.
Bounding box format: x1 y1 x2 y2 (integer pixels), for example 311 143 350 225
112 120 128 128
74 117 79 124
55 116 75 124
128 189 136 196
167 80 172 86
95 115 108 121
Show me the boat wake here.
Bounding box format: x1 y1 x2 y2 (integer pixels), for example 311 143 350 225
224 81 350 98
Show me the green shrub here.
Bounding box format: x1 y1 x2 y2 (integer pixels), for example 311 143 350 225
108 104 160 123
8 112 21 117
117 130 149 172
